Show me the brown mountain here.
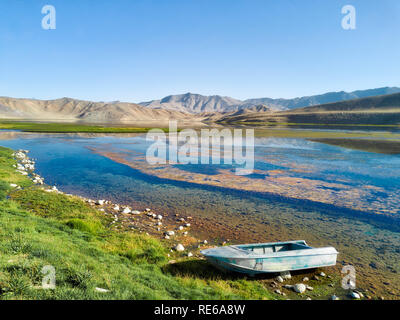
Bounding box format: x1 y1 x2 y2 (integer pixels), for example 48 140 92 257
0 97 201 122
217 92 400 126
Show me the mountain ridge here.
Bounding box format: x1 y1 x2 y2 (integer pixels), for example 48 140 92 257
0 96 201 122
214 92 400 125
1 87 400 123
139 87 400 114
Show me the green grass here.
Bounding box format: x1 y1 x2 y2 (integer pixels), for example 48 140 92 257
0 146 276 300
0 121 167 133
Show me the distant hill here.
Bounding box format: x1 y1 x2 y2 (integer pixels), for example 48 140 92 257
1 88 400 124
216 92 400 125
243 87 400 110
139 87 400 114
139 93 243 114
0 97 200 122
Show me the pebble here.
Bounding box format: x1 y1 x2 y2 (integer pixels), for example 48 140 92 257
203 240 208 244
95 287 109 293
306 285 313 291
122 207 131 214
96 199 105 205
174 244 185 252
188 252 193 257
178 226 184 231
166 231 175 236
319 272 326 277
302 277 309 282
280 271 291 280
293 284 306 294
274 289 282 295
349 291 361 299
276 276 284 283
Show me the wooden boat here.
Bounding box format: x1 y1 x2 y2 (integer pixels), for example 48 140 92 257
200 240 338 275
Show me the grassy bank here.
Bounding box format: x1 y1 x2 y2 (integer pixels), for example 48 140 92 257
0 146 276 300
0 121 162 133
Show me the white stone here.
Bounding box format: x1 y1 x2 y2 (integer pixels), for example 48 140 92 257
96 199 105 205
131 210 141 215
293 284 306 294
280 271 292 280
178 226 184 231
122 207 131 214
164 235 170 239
319 271 326 277
349 291 360 299
157 215 163 220
10 184 18 188
145 208 151 212
276 276 284 283
302 277 309 282
95 287 109 293
113 205 120 211
174 244 185 252
185 223 191 227
187 252 193 257
166 231 175 236
203 240 208 244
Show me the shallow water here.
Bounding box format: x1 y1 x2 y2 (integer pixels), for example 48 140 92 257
1 130 399 295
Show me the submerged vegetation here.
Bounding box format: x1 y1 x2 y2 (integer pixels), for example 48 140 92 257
0 121 161 133
0 146 278 300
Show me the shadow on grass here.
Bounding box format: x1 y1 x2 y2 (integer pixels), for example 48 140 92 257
163 259 317 281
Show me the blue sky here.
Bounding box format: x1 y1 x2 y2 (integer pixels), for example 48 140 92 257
0 0 399 102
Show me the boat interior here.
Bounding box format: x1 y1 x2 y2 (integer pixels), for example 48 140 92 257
238 241 312 254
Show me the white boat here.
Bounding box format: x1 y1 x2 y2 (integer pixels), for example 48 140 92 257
201 240 338 275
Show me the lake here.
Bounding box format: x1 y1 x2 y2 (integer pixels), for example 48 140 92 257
1 128 399 297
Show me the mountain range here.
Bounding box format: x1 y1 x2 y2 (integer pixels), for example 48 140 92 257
0 97 200 122
215 92 400 126
0 87 399 124
139 87 400 114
